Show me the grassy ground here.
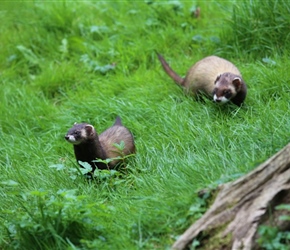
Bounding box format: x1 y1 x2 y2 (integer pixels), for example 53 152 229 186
0 1 290 249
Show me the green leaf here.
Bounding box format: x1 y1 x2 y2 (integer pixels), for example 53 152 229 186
0 180 19 186
49 164 65 171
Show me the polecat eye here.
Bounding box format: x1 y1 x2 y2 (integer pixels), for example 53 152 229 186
223 89 231 95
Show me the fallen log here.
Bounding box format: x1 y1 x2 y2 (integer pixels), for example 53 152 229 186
173 143 290 250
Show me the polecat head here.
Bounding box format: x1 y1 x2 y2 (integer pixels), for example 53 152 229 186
213 73 242 104
65 123 96 145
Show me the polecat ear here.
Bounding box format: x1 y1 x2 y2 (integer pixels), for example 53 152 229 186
85 125 94 136
215 74 221 84
232 77 241 89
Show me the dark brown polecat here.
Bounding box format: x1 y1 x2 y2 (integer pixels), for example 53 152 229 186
65 116 135 173
157 53 247 106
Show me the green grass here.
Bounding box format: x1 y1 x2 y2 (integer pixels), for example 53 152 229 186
0 0 290 249
219 0 290 58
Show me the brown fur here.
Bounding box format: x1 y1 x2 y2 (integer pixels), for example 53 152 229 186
157 53 247 106
65 116 135 172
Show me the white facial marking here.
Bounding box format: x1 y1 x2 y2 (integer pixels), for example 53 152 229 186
67 135 76 142
81 129 87 138
214 94 229 104
66 135 81 145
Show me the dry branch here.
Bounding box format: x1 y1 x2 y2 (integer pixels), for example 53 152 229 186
173 143 290 250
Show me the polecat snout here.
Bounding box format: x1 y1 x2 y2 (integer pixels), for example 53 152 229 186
65 116 135 173
157 53 247 106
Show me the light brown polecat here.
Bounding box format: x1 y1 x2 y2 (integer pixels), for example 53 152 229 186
157 53 247 106
65 116 135 173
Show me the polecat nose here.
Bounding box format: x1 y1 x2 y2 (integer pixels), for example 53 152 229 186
215 99 221 102
64 135 69 140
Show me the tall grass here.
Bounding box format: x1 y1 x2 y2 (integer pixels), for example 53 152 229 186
0 1 290 249
219 0 290 57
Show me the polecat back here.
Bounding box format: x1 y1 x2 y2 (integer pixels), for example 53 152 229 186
65 116 135 172
157 54 247 106
99 116 136 166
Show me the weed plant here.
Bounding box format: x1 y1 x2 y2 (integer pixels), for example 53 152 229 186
257 204 290 250
0 1 290 249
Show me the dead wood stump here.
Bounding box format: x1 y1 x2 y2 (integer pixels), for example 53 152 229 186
172 143 290 250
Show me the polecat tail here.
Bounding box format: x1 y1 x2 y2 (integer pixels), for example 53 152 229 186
114 116 122 126
157 53 184 86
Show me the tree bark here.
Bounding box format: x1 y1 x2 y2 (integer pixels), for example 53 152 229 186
172 143 290 250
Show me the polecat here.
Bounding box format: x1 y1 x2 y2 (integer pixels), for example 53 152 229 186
65 116 135 173
157 53 247 106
